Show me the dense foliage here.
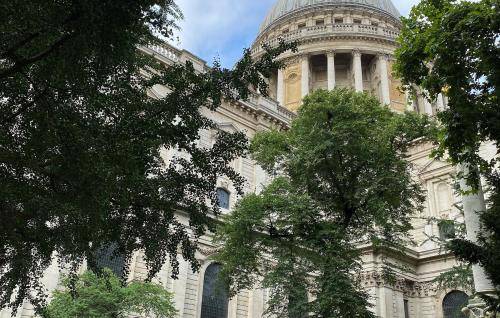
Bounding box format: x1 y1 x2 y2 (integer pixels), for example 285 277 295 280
0 0 295 313
394 0 500 311
43 269 177 318
214 89 435 318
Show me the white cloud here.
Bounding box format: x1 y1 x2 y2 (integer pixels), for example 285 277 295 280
173 0 272 66
171 0 421 67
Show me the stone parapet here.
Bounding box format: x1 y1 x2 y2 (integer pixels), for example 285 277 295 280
252 23 399 56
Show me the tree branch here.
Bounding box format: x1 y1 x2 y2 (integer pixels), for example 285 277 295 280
0 32 73 80
1 87 48 125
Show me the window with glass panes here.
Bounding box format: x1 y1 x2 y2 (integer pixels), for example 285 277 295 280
443 291 468 318
201 263 228 318
94 243 125 277
216 188 230 209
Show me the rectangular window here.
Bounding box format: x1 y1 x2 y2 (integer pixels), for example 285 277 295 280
404 299 410 318
315 19 324 26
439 221 456 240
298 22 306 29
334 18 343 24
216 188 230 210
353 19 362 24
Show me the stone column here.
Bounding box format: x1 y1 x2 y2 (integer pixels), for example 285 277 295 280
301 55 310 98
378 53 391 105
277 68 284 106
352 50 363 92
458 164 496 294
327 51 336 90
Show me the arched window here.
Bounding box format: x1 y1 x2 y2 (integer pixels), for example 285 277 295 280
201 263 228 318
443 291 468 318
94 243 125 277
216 188 230 210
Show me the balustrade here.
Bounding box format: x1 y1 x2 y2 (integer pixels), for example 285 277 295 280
251 23 400 55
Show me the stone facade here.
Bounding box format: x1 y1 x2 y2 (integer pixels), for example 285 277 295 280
1 1 481 318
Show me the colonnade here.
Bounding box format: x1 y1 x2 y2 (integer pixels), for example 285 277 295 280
276 50 392 106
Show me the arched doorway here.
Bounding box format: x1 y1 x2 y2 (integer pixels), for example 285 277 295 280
442 290 469 318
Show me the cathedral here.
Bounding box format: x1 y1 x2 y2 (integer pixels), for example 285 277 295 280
2 0 490 317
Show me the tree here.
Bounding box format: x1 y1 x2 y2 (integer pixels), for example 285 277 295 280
0 0 295 313
394 0 500 311
214 89 435 317
43 269 177 318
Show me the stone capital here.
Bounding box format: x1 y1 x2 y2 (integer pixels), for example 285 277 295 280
325 50 336 57
377 52 391 60
352 49 362 57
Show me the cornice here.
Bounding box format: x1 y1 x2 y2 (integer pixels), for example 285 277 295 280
358 242 455 264
252 31 399 58
359 271 440 297
258 4 402 38
225 93 294 130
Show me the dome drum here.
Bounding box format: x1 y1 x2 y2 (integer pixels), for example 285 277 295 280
251 22 399 56
252 0 409 114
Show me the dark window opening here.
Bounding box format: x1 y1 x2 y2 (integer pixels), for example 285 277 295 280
443 291 468 318
334 18 344 24
94 243 125 277
353 19 362 24
216 188 230 209
201 263 229 318
315 19 324 26
298 23 306 29
439 221 456 240
404 299 410 318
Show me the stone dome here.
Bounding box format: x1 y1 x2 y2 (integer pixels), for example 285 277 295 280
260 0 401 32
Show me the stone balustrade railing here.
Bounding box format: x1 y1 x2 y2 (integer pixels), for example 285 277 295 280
146 43 181 62
247 94 295 123
252 23 400 55
143 42 294 125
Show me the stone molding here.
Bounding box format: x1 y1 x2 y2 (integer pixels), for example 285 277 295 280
377 52 392 60
252 28 399 56
359 271 439 297
256 4 402 42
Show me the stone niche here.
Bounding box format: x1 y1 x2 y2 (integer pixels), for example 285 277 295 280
284 62 302 112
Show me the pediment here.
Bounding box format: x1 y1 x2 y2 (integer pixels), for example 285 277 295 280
415 157 453 177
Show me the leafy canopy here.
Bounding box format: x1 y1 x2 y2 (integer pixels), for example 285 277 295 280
394 0 500 310
0 0 295 312
43 269 177 318
394 0 499 181
214 89 435 318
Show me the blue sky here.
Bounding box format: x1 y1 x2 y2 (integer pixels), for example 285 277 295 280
173 0 421 68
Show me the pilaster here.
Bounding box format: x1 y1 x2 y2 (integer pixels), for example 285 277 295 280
301 54 310 98
277 68 284 106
